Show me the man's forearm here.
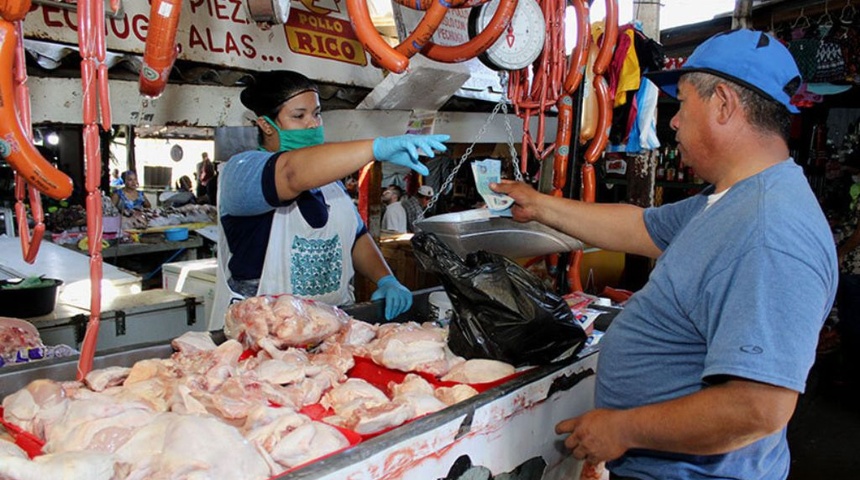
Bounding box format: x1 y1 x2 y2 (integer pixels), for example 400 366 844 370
620 380 798 456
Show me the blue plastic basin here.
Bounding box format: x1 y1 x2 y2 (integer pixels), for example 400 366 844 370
164 227 189 242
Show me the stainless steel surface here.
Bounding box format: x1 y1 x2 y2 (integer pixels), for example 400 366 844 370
415 209 584 258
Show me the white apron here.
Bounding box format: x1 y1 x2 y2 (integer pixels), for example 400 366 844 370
211 182 358 330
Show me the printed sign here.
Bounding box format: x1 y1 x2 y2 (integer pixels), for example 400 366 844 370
23 0 382 87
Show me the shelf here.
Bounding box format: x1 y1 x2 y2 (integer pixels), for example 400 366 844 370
602 177 708 190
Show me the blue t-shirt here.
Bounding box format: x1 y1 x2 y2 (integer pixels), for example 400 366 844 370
219 150 367 281
598 160 838 480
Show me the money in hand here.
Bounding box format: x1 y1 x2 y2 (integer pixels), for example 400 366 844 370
471 159 514 216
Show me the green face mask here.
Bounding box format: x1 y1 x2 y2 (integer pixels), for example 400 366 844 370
262 116 324 152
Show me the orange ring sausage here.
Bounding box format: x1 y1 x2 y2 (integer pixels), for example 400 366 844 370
552 95 574 191
392 0 489 9
421 0 519 63
0 20 73 200
139 0 182 98
593 0 618 76
563 0 590 94
347 0 409 73
0 0 30 22
392 0 450 60
584 76 611 163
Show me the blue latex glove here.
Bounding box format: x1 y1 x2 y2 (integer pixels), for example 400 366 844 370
370 274 413 320
372 134 450 176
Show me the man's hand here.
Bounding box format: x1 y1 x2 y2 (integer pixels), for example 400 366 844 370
488 180 543 223
556 409 630 465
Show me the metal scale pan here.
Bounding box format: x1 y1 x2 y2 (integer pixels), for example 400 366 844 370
414 208 584 258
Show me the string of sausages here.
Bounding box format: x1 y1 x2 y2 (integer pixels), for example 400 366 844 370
76 0 114 380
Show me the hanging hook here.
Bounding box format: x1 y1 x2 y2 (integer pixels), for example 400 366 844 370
792 7 811 29
842 0 856 23
821 0 834 27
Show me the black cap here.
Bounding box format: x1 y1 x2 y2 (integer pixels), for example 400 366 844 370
240 70 319 118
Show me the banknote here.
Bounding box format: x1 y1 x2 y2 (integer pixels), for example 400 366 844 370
471 159 513 216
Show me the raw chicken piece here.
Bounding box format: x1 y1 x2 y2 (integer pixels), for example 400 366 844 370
0 436 28 459
435 384 480 406
85 366 131 392
115 413 270 480
224 296 274 344
345 401 415 435
255 358 308 385
440 359 516 384
389 374 447 418
322 318 377 349
170 331 217 354
0 317 42 356
270 421 350 468
0 450 127 480
225 294 349 349
2 379 69 440
365 322 463 376
43 396 156 454
244 409 309 452
321 379 389 420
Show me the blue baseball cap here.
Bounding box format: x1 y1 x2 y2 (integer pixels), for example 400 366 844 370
646 29 802 113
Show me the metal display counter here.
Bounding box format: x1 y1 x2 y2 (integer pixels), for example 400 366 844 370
0 289 597 480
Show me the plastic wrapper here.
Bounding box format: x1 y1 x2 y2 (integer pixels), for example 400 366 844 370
224 294 352 350
412 233 586 367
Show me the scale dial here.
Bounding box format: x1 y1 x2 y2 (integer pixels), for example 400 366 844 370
468 0 546 71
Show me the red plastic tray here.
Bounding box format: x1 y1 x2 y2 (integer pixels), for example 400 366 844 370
348 356 525 394
0 407 45 458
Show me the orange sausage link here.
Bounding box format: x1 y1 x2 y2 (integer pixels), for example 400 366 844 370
140 0 182 98
0 21 73 200
552 95 574 191
593 0 618 76
422 0 519 63
581 162 596 203
347 0 409 73
568 250 584 293
585 76 611 163
391 0 487 9
0 0 31 21
563 0 590 94
372 0 448 66
579 44 599 144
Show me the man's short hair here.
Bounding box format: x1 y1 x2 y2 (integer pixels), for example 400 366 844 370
682 72 791 141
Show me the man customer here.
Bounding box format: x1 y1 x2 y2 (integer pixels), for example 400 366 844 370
381 185 407 233
491 29 838 479
402 184 434 232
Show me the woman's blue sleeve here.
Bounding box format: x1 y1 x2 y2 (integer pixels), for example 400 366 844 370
220 150 280 216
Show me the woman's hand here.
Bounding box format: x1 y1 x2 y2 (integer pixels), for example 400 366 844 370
371 274 412 320
372 134 449 176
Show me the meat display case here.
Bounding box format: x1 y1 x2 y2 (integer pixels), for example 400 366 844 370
0 288 598 480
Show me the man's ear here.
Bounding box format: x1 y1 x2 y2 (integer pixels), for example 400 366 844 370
713 83 740 124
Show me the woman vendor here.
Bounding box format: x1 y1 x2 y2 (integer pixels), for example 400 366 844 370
211 70 448 327
110 170 151 213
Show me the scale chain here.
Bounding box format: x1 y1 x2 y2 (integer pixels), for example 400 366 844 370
418 73 523 220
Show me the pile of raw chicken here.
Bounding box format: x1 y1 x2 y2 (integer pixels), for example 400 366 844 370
0 294 517 479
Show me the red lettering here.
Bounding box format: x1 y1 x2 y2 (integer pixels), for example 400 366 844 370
341 42 356 60
224 31 239 55
296 31 314 53
241 35 256 58
63 9 78 31
228 0 247 23
213 0 229 20
188 0 206 14
109 15 130 40
206 28 224 53
41 6 65 28
324 37 339 56
133 14 149 42
188 24 206 51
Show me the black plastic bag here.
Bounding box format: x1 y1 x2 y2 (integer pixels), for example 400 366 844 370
412 232 586 367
